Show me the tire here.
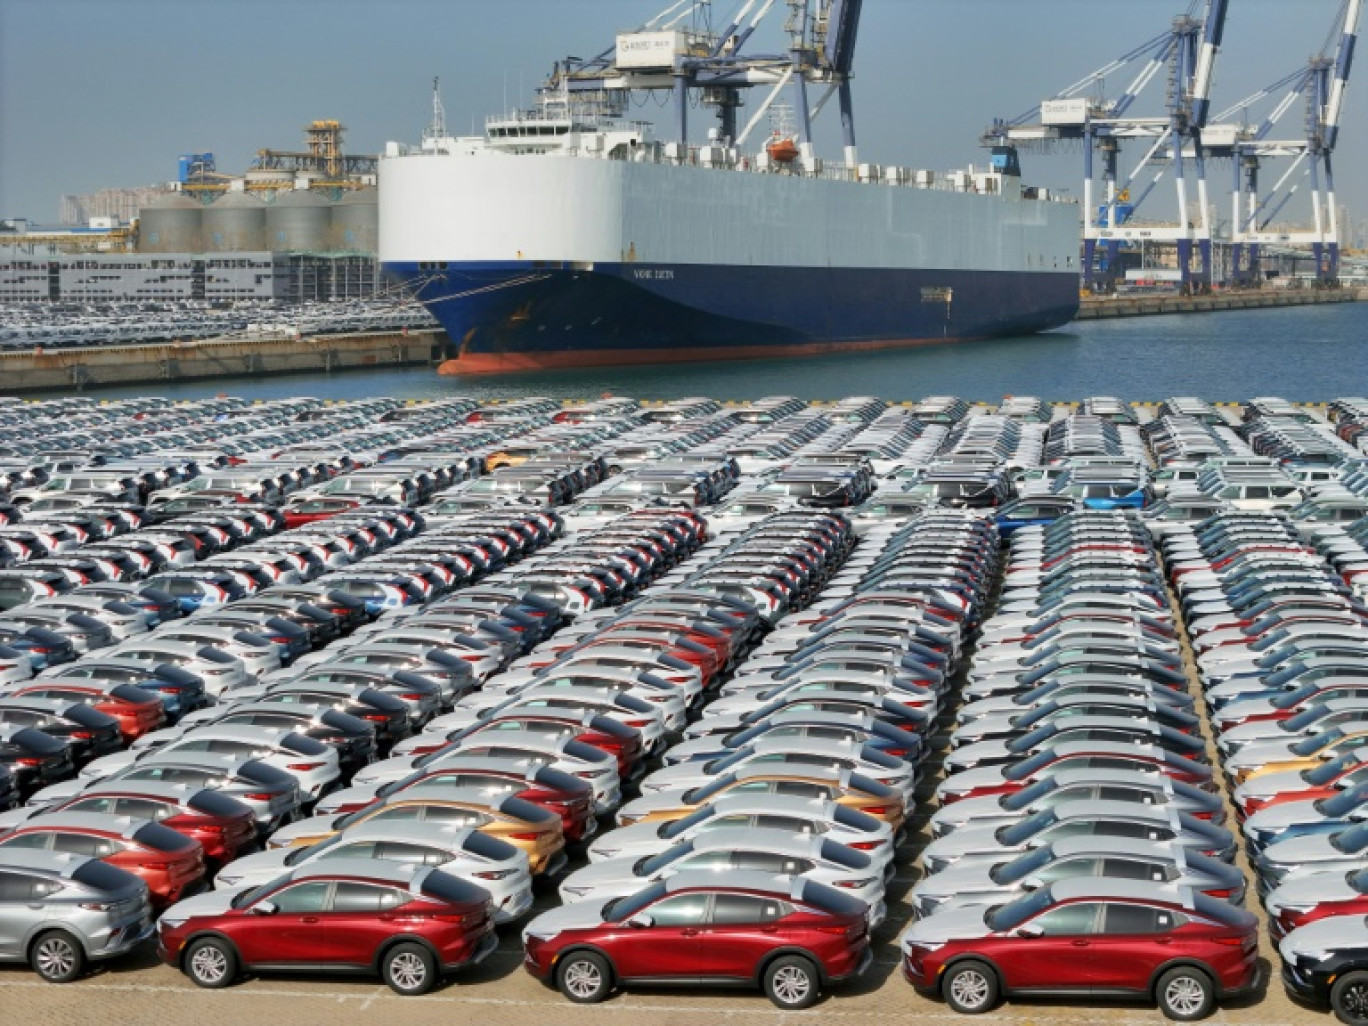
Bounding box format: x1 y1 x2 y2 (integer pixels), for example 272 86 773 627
183 936 237 989
30 930 85 984
1156 965 1216 1021
1331 970 1368 1026
763 954 821 1010
556 950 612 1004
942 959 999 1015
382 941 439 996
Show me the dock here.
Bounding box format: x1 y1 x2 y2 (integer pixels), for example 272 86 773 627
1076 286 1365 319
0 328 443 394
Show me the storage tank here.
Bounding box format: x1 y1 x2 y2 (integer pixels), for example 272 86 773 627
267 189 331 252
331 188 378 253
137 192 203 253
203 191 267 251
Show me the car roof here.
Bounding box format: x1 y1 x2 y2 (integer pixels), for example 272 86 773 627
330 820 479 848
1046 876 1194 908
0 848 98 877
7 810 153 838
661 869 798 897
285 857 432 889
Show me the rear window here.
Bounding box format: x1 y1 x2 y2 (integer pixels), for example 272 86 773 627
462 831 518 861
239 762 293 788
798 878 868 917
420 869 487 905
820 839 872 870
499 795 550 823
832 806 880 831
110 684 156 704
132 822 195 852
188 791 251 817
71 859 137 892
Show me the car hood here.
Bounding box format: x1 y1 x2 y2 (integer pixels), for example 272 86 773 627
1279 915 1368 962
1266 874 1357 915
1245 798 1345 832
1234 768 1312 802
213 849 294 888
351 755 421 786
900 904 995 948
267 812 341 847
1260 832 1343 865
909 860 1012 903
523 897 611 939
559 856 650 893
163 886 248 921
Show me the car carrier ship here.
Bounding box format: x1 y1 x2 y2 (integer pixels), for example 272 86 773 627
378 0 1081 374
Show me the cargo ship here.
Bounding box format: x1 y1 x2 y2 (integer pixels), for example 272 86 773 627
378 2 1081 374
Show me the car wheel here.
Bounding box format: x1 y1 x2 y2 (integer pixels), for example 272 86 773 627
942 959 999 1015
1156 965 1216 1021
184 937 237 989
382 941 439 996
30 930 85 983
1332 971 1368 1025
763 954 820 1010
556 951 612 1004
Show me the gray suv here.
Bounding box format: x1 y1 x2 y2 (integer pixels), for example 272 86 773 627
0 848 153 981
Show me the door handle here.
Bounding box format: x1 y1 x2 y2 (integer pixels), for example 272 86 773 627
761 926 779 934
680 928 700 937
302 916 320 923
1071 940 1089 947
1156 937 1173 945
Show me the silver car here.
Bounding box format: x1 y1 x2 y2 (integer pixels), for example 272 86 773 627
558 826 886 924
0 848 153 981
212 820 534 923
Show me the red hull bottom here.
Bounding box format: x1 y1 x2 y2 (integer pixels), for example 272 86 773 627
437 335 988 376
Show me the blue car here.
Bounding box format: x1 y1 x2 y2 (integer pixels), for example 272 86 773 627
994 497 1080 537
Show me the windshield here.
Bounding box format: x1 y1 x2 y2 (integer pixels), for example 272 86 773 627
604 881 667 923
1001 778 1056 811
997 809 1057 846
985 886 1055 932
988 845 1055 885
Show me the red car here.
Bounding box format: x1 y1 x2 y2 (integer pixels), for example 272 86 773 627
900 878 1259 1019
1235 750 1368 817
1266 866 1368 938
158 859 497 994
45 780 258 867
0 810 205 909
7 679 165 743
522 871 872 1009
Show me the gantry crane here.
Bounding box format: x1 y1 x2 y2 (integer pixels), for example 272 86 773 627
544 0 865 169
1212 0 1361 285
984 0 1230 293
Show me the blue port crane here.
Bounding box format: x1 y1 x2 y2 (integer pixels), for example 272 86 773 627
544 0 866 169
1209 0 1361 285
984 0 1230 293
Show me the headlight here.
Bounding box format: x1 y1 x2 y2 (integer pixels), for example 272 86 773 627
523 929 559 944
906 939 946 954
591 848 619 858
216 875 242 887
561 885 592 897
159 917 189 930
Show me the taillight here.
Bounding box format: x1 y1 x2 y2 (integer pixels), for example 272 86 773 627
242 792 276 801
507 831 544 841
624 719 653 728
70 730 95 740
1206 887 1234 898
400 693 427 702
849 839 885 850
287 762 324 771
363 713 389 722
861 807 892 817
1213 935 1249 946
475 868 517 880
15 756 43 767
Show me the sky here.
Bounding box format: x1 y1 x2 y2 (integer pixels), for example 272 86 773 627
1 0 1362 235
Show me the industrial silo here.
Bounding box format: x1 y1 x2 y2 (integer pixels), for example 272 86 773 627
137 192 203 253
267 189 331 252
203 191 267 251
331 188 378 253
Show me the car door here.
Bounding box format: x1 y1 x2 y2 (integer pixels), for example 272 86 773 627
612 890 709 981
1005 901 1102 992
0 870 52 956
236 880 332 966
324 882 411 966
1088 902 1182 992
696 891 792 981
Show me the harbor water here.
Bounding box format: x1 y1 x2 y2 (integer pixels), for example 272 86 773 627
25 300 1368 402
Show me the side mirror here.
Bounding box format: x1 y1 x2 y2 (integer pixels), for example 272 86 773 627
1015 923 1043 939
251 900 278 916
626 913 654 929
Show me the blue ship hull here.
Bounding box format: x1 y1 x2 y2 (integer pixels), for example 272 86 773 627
383 260 1080 373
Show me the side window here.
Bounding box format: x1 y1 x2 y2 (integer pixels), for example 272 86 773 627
269 881 332 913
731 852 791 873
0 833 51 850
774 781 827 799
1035 857 1099 884
1103 858 1171 882
1030 902 1102 936
1099 786 1153 804
331 882 408 913
326 841 380 861
1102 903 1181 934
51 832 121 858
645 892 711 927
374 842 449 866
420 808 490 827
110 798 172 821
0 872 55 901
366 807 424 824
755 815 814 833
709 894 789 925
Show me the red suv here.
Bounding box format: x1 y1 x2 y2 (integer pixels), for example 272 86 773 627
900 878 1259 1019
158 859 496 994
521 871 872 1009
0 810 206 909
